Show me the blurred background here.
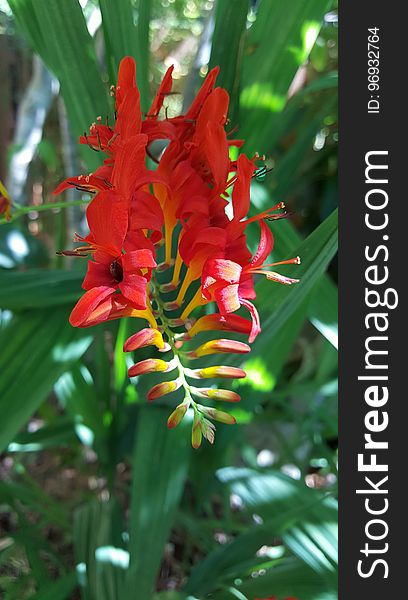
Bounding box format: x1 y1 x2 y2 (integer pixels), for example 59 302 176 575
0 1 338 599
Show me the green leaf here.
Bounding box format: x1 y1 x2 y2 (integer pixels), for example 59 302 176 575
211 558 337 600
239 0 331 154
0 268 83 310
8 417 77 452
98 0 152 111
125 406 191 598
0 308 92 451
184 466 337 597
26 572 77 600
209 0 250 122
74 499 127 600
8 0 110 170
254 209 337 347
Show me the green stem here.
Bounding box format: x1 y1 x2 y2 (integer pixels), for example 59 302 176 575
1 199 88 224
150 274 199 414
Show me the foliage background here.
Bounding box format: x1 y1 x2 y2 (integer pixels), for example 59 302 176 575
0 1 338 599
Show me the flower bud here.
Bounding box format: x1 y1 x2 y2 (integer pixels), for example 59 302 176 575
167 402 189 429
183 314 252 340
163 301 181 311
192 388 241 402
147 380 180 401
191 412 202 449
156 259 174 272
167 318 185 327
186 366 246 380
160 282 178 293
123 328 165 352
199 406 236 425
187 338 250 358
128 358 171 377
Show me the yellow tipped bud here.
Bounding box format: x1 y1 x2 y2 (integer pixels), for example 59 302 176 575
186 366 246 380
128 358 171 377
123 328 165 352
192 388 241 402
167 402 188 429
187 338 250 358
148 380 179 401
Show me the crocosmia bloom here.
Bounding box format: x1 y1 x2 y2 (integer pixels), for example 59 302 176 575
56 57 300 448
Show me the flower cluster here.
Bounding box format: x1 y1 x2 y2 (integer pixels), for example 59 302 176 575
55 57 300 447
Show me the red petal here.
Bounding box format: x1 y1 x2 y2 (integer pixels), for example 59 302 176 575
122 249 156 271
119 273 148 308
179 226 227 266
124 230 155 254
240 298 261 343
69 286 114 327
129 190 164 232
82 261 116 290
250 220 274 268
115 88 142 138
203 258 242 286
215 283 240 314
148 65 174 118
116 56 137 107
86 190 128 253
185 66 219 119
232 154 256 222
111 134 148 194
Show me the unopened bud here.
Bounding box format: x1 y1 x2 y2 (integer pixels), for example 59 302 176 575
199 406 236 425
163 301 181 312
192 388 241 402
167 318 185 327
148 380 180 401
186 366 246 380
183 314 252 340
128 358 172 377
187 338 250 359
156 259 175 272
160 282 178 293
124 328 165 352
167 402 189 429
191 412 202 449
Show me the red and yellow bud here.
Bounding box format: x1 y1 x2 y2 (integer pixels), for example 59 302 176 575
163 300 181 311
160 282 178 293
183 314 252 340
167 318 186 328
191 412 202 449
167 402 189 429
147 380 180 401
187 338 250 358
128 358 171 377
186 366 246 379
199 406 236 425
123 327 165 352
192 387 241 402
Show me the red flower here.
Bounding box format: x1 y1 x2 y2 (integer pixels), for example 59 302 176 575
56 56 301 447
202 220 300 342
68 190 156 326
